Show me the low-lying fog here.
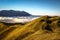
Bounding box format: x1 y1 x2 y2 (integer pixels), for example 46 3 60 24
0 16 40 23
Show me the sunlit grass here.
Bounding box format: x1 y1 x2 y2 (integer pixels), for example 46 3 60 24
0 16 60 40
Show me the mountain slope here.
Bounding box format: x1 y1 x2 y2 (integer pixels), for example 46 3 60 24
0 10 31 17
0 16 60 40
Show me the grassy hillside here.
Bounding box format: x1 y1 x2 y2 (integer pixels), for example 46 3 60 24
0 16 60 40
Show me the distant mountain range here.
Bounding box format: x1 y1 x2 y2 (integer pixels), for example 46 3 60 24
0 10 31 17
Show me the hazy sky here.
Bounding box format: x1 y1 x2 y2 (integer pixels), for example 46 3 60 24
0 0 60 15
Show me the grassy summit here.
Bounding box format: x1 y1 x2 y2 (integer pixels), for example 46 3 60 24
0 16 60 40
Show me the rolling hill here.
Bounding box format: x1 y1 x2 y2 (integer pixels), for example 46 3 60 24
0 16 60 40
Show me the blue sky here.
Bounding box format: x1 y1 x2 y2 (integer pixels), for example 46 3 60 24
0 0 60 15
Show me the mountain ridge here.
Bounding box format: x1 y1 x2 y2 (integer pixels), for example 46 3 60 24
0 10 31 17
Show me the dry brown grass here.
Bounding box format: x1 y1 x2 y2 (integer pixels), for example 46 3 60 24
0 16 60 40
